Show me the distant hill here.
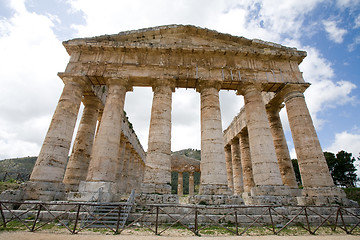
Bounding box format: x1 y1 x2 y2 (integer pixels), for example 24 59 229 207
0 149 202 194
0 156 36 175
172 148 201 160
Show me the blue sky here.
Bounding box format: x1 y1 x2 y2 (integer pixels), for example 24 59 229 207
0 0 359 173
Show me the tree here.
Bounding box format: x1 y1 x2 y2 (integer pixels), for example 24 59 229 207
324 151 358 188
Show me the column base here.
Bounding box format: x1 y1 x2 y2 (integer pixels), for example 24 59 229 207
135 193 178 204
188 195 244 205
22 181 66 201
67 181 118 202
140 183 172 194
199 184 231 195
243 185 301 205
297 186 358 206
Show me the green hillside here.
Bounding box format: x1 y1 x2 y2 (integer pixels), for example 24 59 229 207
0 156 36 175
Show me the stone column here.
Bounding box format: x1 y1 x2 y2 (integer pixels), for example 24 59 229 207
30 77 86 183
177 172 183 196
224 145 234 192
266 105 298 187
115 135 127 184
284 91 334 188
63 95 101 190
119 142 131 193
77 79 130 201
197 81 230 195
239 129 255 193
141 80 174 194
231 138 244 195
189 172 195 196
242 84 283 186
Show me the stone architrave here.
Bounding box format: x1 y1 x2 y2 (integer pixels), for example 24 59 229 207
231 138 244 195
224 145 234 192
141 80 175 194
284 91 334 188
30 77 86 183
242 84 283 187
197 81 230 195
63 95 101 190
266 105 297 187
177 172 183 196
239 129 255 193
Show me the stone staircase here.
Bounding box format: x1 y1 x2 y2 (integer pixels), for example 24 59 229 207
82 190 135 229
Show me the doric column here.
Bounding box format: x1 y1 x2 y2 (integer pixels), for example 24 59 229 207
141 80 174 194
86 79 130 183
284 91 334 188
197 81 230 195
239 129 255 193
119 142 131 193
63 95 101 189
177 172 183 196
30 77 86 182
224 145 234 192
266 105 298 187
242 84 283 186
115 135 127 184
231 138 244 195
189 172 195 196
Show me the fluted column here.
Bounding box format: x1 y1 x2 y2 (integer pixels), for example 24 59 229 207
30 77 86 182
239 129 255 193
197 81 230 195
177 172 183 196
142 80 174 194
231 138 244 195
189 172 195 196
86 79 130 183
63 95 101 189
224 145 234 192
242 84 283 186
266 105 298 187
284 91 334 188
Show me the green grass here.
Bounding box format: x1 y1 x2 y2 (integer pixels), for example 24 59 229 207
343 188 360 205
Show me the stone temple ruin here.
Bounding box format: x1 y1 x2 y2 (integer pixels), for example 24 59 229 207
8 25 352 206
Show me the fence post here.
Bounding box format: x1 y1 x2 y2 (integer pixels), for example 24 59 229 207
234 209 238 235
155 206 159 235
194 207 198 236
115 205 122 234
31 203 42 232
269 207 276 234
72 204 81 234
0 202 6 228
339 206 349 234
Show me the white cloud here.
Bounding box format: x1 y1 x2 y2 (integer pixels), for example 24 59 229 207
0 0 68 158
348 35 360 52
322 20 348 43
355 14 360 28
327 131 360 156
336 0 360 9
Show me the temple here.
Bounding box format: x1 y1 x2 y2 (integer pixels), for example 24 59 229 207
11 25 350 205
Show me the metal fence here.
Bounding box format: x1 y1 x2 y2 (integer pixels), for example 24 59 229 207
0 172 30 182
0 200 359 236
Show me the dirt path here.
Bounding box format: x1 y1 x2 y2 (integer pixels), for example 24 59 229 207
0 232 359 240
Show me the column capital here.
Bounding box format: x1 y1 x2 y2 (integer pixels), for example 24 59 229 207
62 76 89 87
82 95 102 108
284 90 304 103
152 79 176 92
105 77 133 91
236 82 262 96
266 103 285 115
196 80 222 93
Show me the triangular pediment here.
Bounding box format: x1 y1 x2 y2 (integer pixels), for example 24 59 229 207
64 25 306 61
